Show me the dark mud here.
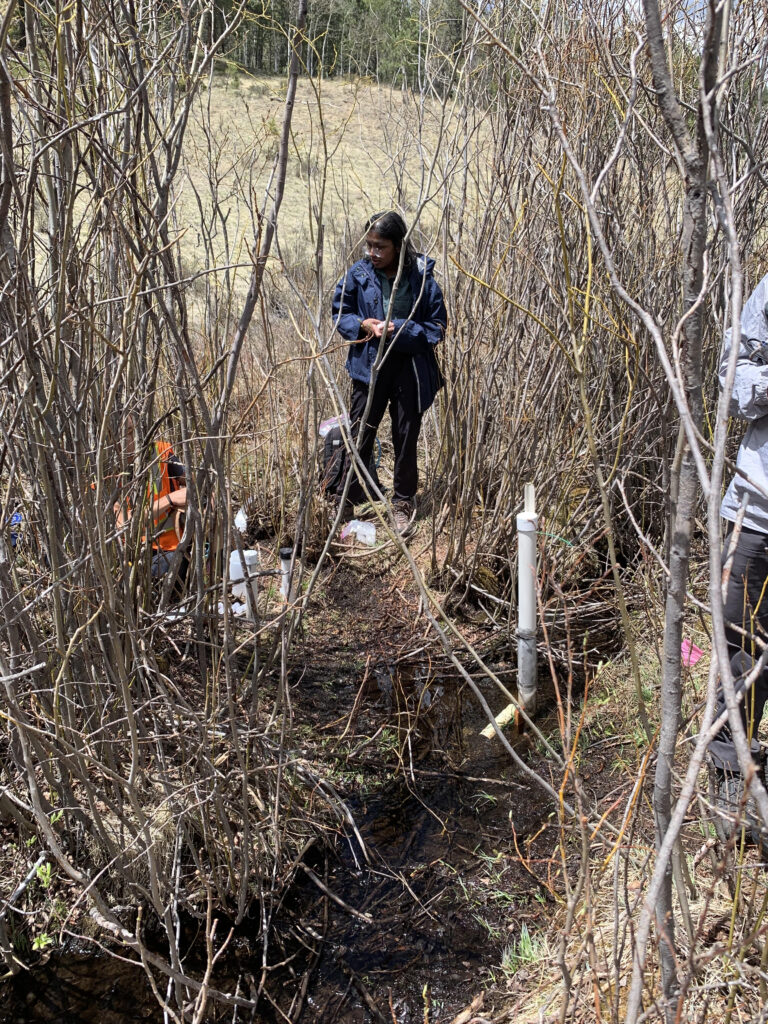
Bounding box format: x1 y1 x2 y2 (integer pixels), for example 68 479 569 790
0 566 561 1023
263 640 556 1023
2 955 161 1023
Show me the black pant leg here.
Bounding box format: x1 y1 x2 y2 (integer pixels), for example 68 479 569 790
389 358 423 502
709 526 768 770
348 376 389 503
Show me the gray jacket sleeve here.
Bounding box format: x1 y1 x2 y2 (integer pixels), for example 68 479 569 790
720 273 768 420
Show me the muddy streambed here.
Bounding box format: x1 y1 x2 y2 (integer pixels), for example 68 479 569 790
1 659 555 1023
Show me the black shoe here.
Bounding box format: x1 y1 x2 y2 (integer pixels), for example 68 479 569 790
709 762 768 854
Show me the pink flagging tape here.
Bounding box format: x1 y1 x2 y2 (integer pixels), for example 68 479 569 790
681 638 704 667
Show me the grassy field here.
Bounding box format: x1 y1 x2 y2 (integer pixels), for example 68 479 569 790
176 74 484 299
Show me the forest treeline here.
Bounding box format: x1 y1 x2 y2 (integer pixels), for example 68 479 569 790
219 0 466 83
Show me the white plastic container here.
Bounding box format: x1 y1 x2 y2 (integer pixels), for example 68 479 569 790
230 549 259 584
218 601 248 618
230 549 259 622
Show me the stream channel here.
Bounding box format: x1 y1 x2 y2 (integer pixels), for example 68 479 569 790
1 657 555 1023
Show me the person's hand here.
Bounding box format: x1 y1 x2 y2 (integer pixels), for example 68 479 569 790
361 318 394 339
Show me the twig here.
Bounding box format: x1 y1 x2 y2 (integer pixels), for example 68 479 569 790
298 863 373 923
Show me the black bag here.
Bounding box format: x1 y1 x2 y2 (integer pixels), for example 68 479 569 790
320 425 381 499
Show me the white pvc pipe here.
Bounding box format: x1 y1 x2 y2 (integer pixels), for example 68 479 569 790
517 483 538 714
243 549 259 623
279 545 295 603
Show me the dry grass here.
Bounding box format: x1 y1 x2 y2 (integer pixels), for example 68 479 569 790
484 599 768 1024
176 73 485 296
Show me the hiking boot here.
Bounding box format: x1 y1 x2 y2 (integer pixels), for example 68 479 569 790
393 499 415 538
709 762 768 855
329 495 354 523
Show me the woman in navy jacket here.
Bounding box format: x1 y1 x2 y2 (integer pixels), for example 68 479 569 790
331 212 447 533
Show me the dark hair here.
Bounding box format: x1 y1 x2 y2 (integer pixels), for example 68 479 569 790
365 211 416 267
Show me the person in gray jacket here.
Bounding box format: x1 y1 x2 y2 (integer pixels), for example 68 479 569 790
710 272 768 846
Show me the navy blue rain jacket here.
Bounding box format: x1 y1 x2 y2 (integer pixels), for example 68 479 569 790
332 255 447 413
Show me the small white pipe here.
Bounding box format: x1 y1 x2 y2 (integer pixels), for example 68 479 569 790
517 483 538 714
243 549 259 623
279 545 295 603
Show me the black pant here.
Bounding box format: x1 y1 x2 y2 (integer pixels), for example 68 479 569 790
709 526 768 771
348 354 423 504
151 548 190 603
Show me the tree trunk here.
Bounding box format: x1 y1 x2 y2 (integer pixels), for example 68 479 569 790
642 0 716 1016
